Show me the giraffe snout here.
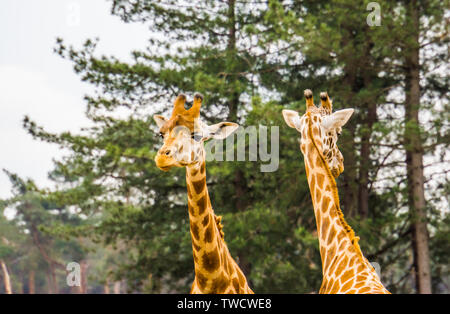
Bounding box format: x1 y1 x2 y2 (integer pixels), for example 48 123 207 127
155 145 180 171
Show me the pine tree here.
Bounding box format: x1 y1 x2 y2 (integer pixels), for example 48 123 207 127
399 0 448 293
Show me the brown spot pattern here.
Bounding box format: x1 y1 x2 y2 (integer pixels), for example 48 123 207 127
197 273 207 290
359 287 371 293
192 177 206 194
310 175 316 199
202 249 220 272
329 280 340 294
200 162 205 174
328 255 339 275
335 256 348 278
321 217 330 242
321 196 330 213
192 242 201 251
324 244 336 271
190 222 200 241
204 222 214 243
202 214 210 227
327 226 336 245
188 200 195 216
211 272 229 293
232 278 240 292
197 194 207 215
313 126 319 136
341 278 354 292
316 173 324 189
187 184 193 199
337 230 346 243
315 188 322 203
354 281 365 289
341 269 354 284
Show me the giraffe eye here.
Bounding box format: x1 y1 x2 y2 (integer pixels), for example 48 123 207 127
191 133 202 142
159 132 164 139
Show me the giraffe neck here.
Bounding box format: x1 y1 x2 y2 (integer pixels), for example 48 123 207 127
185 161 252 294
301 113 389 294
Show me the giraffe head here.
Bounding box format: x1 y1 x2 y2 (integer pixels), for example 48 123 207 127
282 89 354 178
153 93 239 171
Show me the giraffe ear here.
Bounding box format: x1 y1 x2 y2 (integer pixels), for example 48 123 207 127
321 109 354 132
205 122 239 140
282 110 301 130
153 115 167 129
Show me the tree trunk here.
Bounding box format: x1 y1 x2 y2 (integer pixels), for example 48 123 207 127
0 259 12 294
340 23 378 219
49 263 59 294
358 99 377 219
104 281 110 294
224 0 252 284
113 281 121 294
29 270 35 294
404 0 432 294
358 131 370 218
46 270 52 293
341 126 358 217
339 55 359 217
226 0 239 123
79 260 88 294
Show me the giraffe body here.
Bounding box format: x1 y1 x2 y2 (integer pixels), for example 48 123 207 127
283 90 390 294
154 94 253 294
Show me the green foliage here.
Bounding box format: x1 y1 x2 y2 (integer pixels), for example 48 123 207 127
0 170 88 293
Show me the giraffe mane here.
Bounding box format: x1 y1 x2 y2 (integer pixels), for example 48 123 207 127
305 112 364 261
214 215 225 239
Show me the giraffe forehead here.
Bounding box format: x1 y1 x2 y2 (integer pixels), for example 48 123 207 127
160 127 203 157
160 131 185 149
160 115 196 134
301 110 325 125
300 112 325 138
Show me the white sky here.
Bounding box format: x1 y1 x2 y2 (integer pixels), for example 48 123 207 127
0 0 149 199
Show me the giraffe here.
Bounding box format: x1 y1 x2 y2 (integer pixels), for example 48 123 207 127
153 93 254 294
282 89 390 294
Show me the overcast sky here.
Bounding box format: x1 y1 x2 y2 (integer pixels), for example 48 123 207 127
0 0 150 199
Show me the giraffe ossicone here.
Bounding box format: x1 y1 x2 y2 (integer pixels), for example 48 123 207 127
154 93 253 294
282 89 390 294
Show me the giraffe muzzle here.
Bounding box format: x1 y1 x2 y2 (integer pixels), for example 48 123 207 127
155 152 177 171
